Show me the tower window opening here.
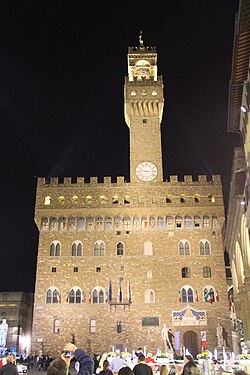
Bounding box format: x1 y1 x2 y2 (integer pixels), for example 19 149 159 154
143 119 147 123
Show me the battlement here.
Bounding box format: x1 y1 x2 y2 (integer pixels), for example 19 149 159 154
37 175 221 187
128 46 156 53
125 76 163 86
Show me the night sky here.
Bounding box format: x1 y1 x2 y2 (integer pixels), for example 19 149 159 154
0 1 240 292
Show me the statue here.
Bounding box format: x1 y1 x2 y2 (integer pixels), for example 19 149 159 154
161 323 176 354
216 323 224 347
0 318 8 347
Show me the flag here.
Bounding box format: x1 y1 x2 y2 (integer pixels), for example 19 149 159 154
216 290 219 302
119 284 122 303
178 290 181 302
66 292 69 303
82 293 85 303
88 292 91 303
108 280 112 302
204 291 212 304
105 291 108 303
195 290 199 302
56 292 60 304
128 281 131 304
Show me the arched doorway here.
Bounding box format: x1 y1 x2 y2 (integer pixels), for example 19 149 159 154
183 331 198 357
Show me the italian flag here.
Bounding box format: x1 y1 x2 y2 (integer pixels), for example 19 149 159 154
82 294 85 303
56 293 60 304
216 291 219 302
105 291 108 303
195 291 199 302
88 292 91 303
178 290 181 302
66 292 69 303
204 291 212 304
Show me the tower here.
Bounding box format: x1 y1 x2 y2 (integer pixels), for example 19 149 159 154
124 33 164 183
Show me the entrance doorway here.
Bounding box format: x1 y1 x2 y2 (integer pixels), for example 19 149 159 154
183 331 199 357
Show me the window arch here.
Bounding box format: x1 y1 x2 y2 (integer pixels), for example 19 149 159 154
141 216 148 229
182 267 191 278
68 216 76 230
194 215 201 228
180 286 194 303
59 216 67 230
86 195 92 205
90 319 96 333
94 241 105 256
194 195 200 203
105 216 113 230
166 216 174 230
145 289 155 303
86 216 94 231
157 216 164 229
99 195 107 204
180 195 186 203
41 217 49 230
124 216 131 231
166 195 171 203
149 217 156 228
50 217 58 230
178 240 190 255
71 195 78 204
68 288 83 304
50 241 61 256
117 242 124 256
112 195 119 204
144 241 153 255
114 216 122 230
92 288 105 304
203 266 212 278
77 216 86 230
54 319 60 334
46 288 60 304
96 216 104 230
44 196 51 206
203 287 215 302
133 217 140 230
58 196 65 205
72 241 83 256
199 240 211 255
203 216 210 229
184 216 192 229
176 216 183 229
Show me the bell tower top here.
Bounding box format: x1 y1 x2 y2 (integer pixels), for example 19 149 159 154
127 32 158 82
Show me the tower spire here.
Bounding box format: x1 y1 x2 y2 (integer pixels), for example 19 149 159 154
139 30 144 47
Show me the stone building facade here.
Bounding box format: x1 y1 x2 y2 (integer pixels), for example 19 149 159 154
32 37 230 356
0 292 33 353
225 0 250 350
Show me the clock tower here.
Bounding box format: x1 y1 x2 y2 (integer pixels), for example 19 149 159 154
124 33 164 183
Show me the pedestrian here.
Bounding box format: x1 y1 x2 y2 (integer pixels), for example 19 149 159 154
110 353 128 374
133 354 153 375
160 365 168 375
47 342 93 375
118 368 134 375
0 355 18 375
181 355 200 375
93 354 101 374
99 360 113 375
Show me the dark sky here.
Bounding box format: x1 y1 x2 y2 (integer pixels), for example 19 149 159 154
0 0 240 292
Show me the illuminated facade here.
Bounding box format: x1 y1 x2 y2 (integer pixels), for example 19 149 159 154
225 0 250 351
32 36 230 356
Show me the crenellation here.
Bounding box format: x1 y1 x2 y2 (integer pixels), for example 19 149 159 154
90 177 98 185
184 175 193 183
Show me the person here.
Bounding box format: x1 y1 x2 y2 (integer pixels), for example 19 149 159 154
0 355 18 375
118 368 134 375
160 365 168 375
93 354 101 374
133 354 153 375
145 354 155 374
110 353 128 374
0 319 8 348
47 342 94 375
99 360 113 375
168 365 176 375
181 355 200 375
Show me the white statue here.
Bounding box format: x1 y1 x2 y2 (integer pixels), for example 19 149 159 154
217 323 224 348
161 323 172 352
0 318 8 347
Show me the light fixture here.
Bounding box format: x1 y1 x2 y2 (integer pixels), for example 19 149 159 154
241 200 246 205
241 105 248 113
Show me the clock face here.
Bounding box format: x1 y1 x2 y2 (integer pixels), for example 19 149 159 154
136 162 158 181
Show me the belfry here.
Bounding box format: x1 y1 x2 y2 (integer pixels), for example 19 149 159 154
32 35 230 356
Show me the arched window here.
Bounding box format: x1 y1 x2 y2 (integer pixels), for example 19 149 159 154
77 217 86 230
90 319 96 333
46 288 60 304
117 242 124 256
124 217 131 231
176 216 183 229
145 289 155 303
180 195 186 203
76 289 82 303
96 216 104 230
58 196 65 205
50 217 58 230
133 217 140 230
157 217 164 229
141 216 148 229
166 216 174 230
44 196 51 206
194 215 201 228
194 195 200 203
124 195 130 204
203 216 210 229
114 216 122 230
199 240 211 255
41 217 49 230
86 216 94 231
144 241 153 255
178 241 190 255
59 216 67 230
166 195 171 203
69 290 75 304
92 288 105 304
68 216 76 230
86 195 92 205
72 241 83 256
68 288 82 304
203 266 212 278
182 267 191 278
54 319 60 334
50 241 61 256
184 216 192 229
204 287 215 302
105 216 113 230
94 241 105 256
112 195 119 204
149 217 156 228
99 195 108 205
181 286 193 303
